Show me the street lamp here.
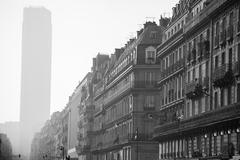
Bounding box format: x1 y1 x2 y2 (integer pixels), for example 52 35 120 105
134 128 139 160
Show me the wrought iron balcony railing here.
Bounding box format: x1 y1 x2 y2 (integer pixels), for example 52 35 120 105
185 77 209 99
186 80 203 99
160 59 184 80
212 64 235 88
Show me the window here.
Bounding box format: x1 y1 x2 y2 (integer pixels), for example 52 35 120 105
166 57 169 68
222 52 225 65
228 86 231 105
220 88 224 107
239 7 240 22
179 47 182 60
215 56 219 69
214 92 218 109
216 21 219 36
145 72 155 86
145 46 156 64
237 83 240 102
145 95 155 108
222 17 226 31
150 31 157 39
229 12 233 26
129 95 133 111
229 48 232 68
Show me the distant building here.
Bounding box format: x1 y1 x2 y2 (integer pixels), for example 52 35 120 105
75 73 94 160
29 112 62 160
0 121 20 155
20 7 52 159
0 133 13 160
67 74 93 159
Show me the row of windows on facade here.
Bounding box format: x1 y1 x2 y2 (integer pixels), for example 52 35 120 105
186 95 209 118
93 95 133 131
214 11 235 37
160 75 184 106
164 13 185 41
164 0 207 42
108 50 134 82
159 129 240 159
187 61 209 83
185 83 240 118
92 120 133 146
93 92 156 131
93 147 131 160
186 47 238 87
160 45 184 71
213 48 233 70
106 47 157 85
100 71 156 106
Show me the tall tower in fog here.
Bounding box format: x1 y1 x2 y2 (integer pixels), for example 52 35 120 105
20 7 51 159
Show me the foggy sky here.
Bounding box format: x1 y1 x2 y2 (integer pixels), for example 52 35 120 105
0 0 179 123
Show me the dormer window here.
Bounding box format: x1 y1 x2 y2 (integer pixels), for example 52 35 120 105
150 31 157 39
145 46 156 64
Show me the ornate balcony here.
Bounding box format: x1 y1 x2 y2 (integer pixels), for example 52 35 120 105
220 30 226 46
213 64 235 88
153 102 240 141
160 59 184 81
185 79 204 99
227 25 234 41
104 79 132 105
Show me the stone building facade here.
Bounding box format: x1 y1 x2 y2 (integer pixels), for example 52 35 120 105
154 0 240 160
90 21 163 160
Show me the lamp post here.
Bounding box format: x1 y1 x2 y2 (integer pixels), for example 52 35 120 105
177 113 183 158
134 128 139 160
